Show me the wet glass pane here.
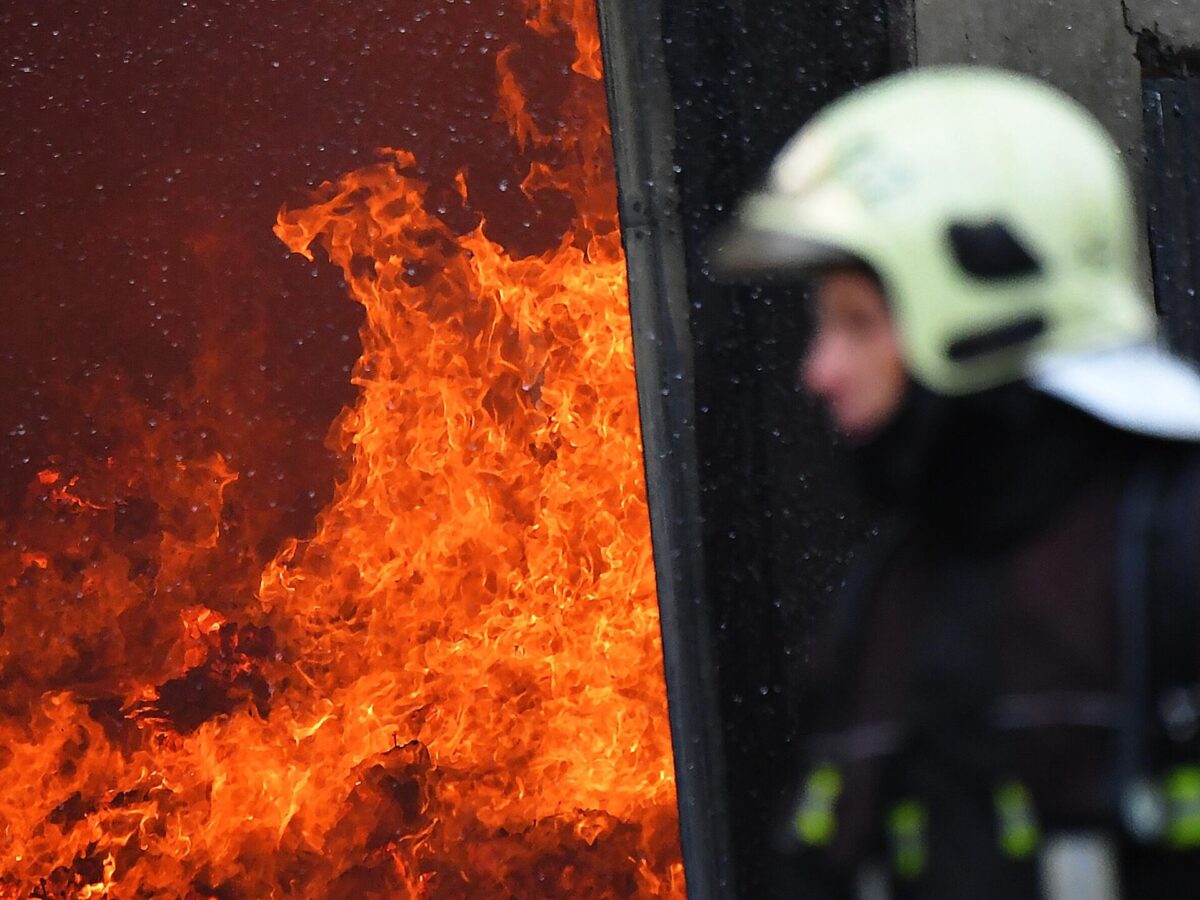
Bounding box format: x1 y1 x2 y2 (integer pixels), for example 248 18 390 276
656 2 893 894
0 2 682 895
1144 77 1200 362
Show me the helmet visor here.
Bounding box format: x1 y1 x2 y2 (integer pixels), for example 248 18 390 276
1032 343 1200 440
709 221 859 281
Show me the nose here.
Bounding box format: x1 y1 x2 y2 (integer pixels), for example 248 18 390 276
801 331 844 400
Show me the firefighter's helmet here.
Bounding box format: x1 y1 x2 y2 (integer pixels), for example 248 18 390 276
715 66 1200 439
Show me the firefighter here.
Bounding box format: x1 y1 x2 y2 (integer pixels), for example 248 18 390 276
715 67 1200 898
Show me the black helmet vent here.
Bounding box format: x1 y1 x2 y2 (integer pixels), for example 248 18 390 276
947 221 1042 279
947 315 1047 362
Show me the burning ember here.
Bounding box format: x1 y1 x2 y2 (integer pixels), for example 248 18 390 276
0 1 683 896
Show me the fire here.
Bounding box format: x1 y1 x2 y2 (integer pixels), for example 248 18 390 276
0 0 683 897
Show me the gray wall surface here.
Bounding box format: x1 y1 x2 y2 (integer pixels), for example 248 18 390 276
1125 0 1200 53
913 0 1142 180
912 0 1200 158
911 0 1199 285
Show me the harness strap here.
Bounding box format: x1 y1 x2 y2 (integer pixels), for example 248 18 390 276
1116 450 1200 844
1114 460 1161 840
1153 457 1200 751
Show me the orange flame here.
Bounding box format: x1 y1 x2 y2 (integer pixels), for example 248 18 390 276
0 0 682 895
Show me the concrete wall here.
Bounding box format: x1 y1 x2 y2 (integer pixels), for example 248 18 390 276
1125 0 1200 54
911 0 1200 155
913 0 1142 179
910 0 1199 282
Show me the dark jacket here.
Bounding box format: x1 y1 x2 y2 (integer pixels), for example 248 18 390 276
798 384 1200 898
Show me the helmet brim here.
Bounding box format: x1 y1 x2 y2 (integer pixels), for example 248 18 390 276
709 223 860 281
1032 343 1200 440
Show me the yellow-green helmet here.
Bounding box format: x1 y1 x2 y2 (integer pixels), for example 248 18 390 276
716 66 1200 438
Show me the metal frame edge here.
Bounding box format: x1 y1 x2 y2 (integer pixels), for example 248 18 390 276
594 1 736 897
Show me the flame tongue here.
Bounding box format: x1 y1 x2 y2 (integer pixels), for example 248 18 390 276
0 1 683 895
264 138 677 889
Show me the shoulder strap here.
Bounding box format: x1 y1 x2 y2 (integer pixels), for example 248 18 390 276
1115 448 1200 836
1114 458 1163 807
1149 453 1200 752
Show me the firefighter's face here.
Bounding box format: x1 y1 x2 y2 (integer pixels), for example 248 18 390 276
802 269 908 441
